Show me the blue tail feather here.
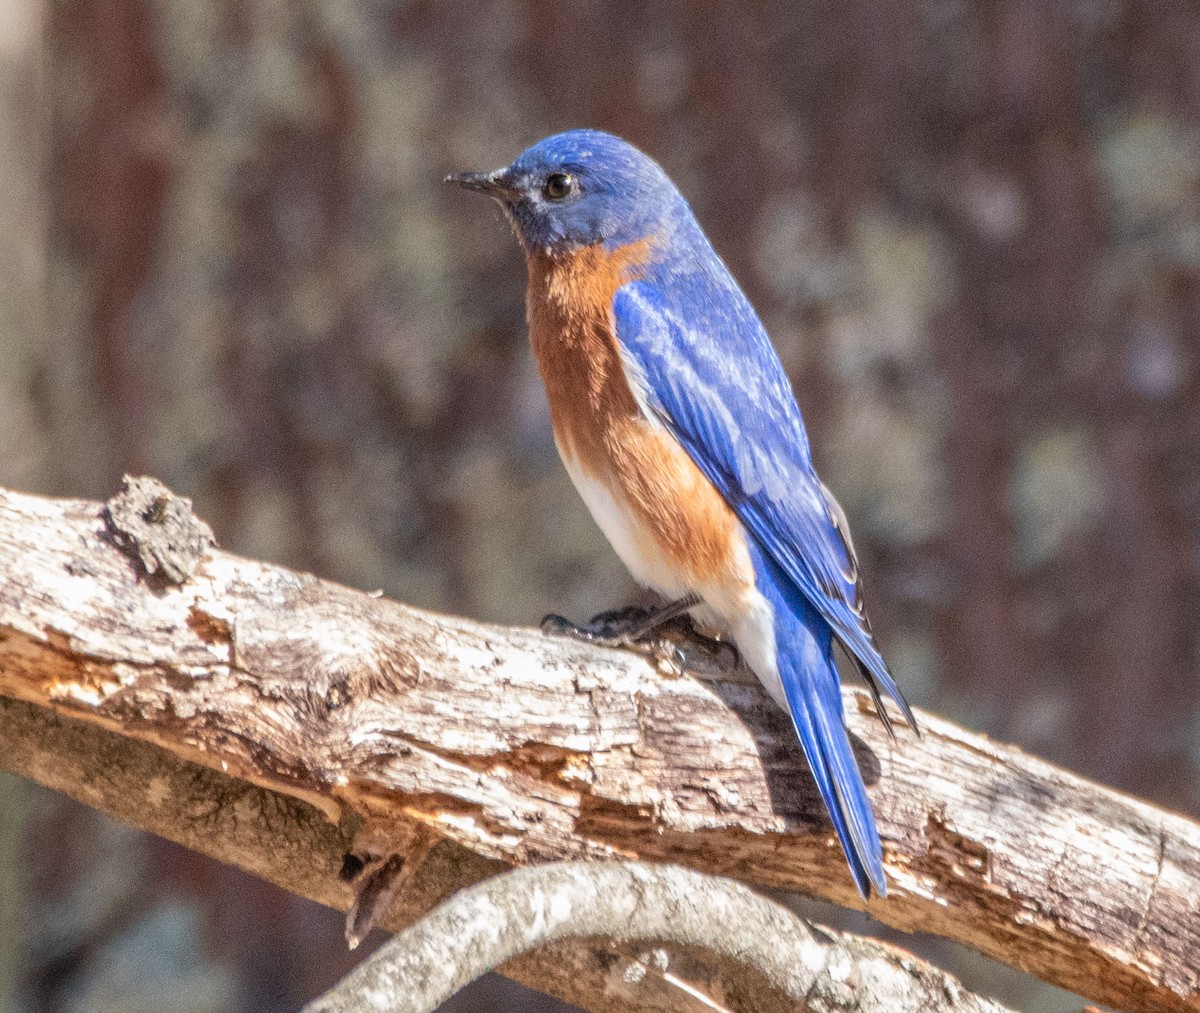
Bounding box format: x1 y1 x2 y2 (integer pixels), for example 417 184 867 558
750 542 887 897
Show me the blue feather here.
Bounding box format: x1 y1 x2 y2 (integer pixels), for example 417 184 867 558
612 253 911 895
612 268 914 734
748 539 886 896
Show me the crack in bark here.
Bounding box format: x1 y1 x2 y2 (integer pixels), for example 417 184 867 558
1133 822 1169 982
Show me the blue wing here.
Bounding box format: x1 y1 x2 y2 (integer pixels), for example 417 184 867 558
612 274 915 734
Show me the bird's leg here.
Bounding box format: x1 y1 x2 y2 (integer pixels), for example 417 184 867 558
541 594 705 674
541 592 700 646
616 597 741 673
542 604 649 642
542 595 746 679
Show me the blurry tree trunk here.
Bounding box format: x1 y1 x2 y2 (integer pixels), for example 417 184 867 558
34 3 1200 1012
0 5 46 1011
0 479 1196 1013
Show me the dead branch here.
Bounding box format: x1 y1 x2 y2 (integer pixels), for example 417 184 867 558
0 479 1197 1013
304 861 1015 1013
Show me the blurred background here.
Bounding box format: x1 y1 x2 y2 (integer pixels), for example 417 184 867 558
0 0 1197 1010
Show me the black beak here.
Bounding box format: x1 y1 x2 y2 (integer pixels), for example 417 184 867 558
444 170 520 202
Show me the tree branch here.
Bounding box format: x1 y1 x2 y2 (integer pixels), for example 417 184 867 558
304 861 1015 1013
0 479 1197 1013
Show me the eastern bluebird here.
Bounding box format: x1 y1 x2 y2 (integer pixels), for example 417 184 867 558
448 130 915 897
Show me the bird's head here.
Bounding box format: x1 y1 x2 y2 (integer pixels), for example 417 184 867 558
447 130 685 255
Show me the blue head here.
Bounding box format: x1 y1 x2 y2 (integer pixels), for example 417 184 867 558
448 130 688 254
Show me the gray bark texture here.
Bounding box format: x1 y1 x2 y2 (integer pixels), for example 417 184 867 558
0 479 1197 1013
305 861 1015 1013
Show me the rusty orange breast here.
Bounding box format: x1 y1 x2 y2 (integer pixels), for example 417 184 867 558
524 240 649 464
524 240 745 588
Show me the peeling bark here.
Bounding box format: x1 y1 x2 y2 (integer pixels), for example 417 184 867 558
0 480 1197 1013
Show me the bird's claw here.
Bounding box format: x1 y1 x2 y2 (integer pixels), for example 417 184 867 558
539 612 630 645
540 609 685 673
540 612 588 638
644 639 687 676
540 605 653 644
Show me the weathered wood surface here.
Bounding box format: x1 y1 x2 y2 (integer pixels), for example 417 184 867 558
305 862 1017 1013
0 481 1197 1013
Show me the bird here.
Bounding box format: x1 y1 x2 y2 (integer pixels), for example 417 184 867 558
447 130 915 897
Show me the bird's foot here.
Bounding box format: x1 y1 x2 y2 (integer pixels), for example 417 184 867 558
540 605 652 645
541 605 687 674
691 626 741 672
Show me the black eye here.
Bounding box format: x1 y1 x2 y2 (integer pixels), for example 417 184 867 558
542 172 575 201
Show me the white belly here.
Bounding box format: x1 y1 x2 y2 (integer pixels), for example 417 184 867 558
563 455 690 599
560 453 789 712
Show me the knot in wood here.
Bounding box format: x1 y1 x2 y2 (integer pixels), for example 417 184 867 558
104 475 216 588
